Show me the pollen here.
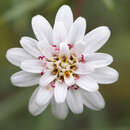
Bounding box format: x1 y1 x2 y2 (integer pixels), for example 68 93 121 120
51 68 58 75
64 71 70 78
60 55 68 63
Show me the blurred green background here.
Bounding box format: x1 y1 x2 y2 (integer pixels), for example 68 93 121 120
0 0 130 130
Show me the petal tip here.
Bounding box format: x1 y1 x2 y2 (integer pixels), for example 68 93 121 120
100 26 111 37
6 49 10 60
32 15 42 21
60 4 71 9
112 69 119 83
76 17 86 24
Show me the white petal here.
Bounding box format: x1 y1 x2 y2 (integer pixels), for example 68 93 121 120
59 42 70 58
85 53 113 68
54 81 67 103
71 41 87 56
76 75 99 92
75 62 94 75
84 26 111 53
67 17 86 44
55 5 73 32
51 99 68 120
80 89 105 110
67 89 83 114
46 62 53 70
11 71 40 87
40 71 56 86
53 22 67 46
6 48 33 67
20 37 41 57
37 39 53 58
64 74 75 86
89 67 119 84
28 87 49 116
21 60 43 73
36 86 53 106
32 15 52 43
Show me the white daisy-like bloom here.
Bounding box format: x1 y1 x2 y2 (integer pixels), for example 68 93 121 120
6 5 119 119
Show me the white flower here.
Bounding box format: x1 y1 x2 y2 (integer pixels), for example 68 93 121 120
6 5 119 119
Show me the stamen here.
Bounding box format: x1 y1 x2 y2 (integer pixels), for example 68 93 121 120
67 85 75 90
62 56 66 62
52 45 57 47
50 82 55 88
73 74 80 80
70 65 77 70
58 75 64 82
81 54 85 63
52 44 59 51
64 71 70 78
68 44 73 49
60 55 67 63
38 56 45 60
53 63 57 68
38 56 47 76
74 86 79 90
40 71 44 76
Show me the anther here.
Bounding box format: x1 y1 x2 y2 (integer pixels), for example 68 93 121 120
38 56 45 60
67 85 75 90
52 45 59 51
81 54 85 63
40 71 44 76
52 45 57 47
53 63 57 68
68 44 73 49
74 86 79 90
50 82 55 88
64 71 70 78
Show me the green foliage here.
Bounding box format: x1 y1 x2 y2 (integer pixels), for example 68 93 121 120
0 89 32 121
3 0 49 22
102 0 115 10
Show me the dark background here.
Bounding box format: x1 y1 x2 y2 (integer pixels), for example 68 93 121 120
0 0 130 129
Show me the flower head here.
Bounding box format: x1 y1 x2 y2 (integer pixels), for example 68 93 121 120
6 5 119 119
